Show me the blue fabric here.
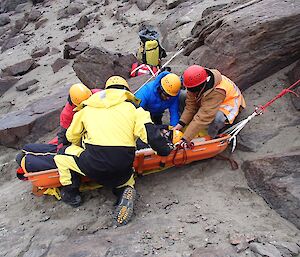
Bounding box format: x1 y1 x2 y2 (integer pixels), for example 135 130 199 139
135 71 180 126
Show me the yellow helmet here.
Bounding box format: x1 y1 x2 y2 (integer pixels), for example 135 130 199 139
161 73 181 96
105 76 129 90
172 130 184 144
69 83 92 106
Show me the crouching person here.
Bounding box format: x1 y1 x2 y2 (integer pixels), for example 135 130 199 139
54 76 173 226
174 65 246 146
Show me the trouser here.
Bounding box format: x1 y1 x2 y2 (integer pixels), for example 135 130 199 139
16 143 58 172
150 113 163 125
54 145 135 190
207 111 227 138
179 89 187 116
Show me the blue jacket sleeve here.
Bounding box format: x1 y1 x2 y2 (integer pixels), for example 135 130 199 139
169 97 180 126
135 85 149 109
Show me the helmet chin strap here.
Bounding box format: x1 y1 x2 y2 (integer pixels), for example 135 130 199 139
196 82 207 97
196 75 212 97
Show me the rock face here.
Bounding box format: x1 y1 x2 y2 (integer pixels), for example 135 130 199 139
63 42 89 59
51 58 69 73
15 79 39 91
0 13 10 26
242 153 300 229
134 0 156 11
0 0 28 13
0 76 19 96
57 3 86 19
1 59 39 76
0 89 68 148
159 4 193 51
73 47 136 89
31 46 50 58
287 61 300 111
190 247 238 257
1 35 28 52
184 0 300 91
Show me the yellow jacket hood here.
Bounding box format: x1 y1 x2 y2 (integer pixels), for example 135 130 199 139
75 89 140 110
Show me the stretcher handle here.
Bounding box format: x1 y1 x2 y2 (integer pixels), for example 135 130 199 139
159 156 167 168
24 168 59 177
135 134 231 157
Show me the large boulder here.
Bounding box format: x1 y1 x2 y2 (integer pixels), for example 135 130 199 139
0 88 68 148
242 153 300 229
0 0 27 13
132 0 156 11
1 34 28 52
159 5 193 51
0 13 10 26
73 47 136 89
57 3 86 19
0 76 19 96
63 41 89 59
183 0 300 91
1 58 39 76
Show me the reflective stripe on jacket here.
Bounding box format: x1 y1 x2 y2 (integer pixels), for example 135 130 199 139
216 76 246 124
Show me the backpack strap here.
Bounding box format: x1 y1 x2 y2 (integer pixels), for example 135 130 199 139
130 62 140 77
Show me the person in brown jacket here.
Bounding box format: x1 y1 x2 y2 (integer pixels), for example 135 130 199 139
173 65 245 147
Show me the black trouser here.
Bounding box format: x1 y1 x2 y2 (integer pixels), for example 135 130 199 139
150 113 163 125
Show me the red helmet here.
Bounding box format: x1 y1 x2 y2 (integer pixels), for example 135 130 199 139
182 65 208 88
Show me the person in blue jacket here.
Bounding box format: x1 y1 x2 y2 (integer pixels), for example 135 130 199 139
135 71 182 126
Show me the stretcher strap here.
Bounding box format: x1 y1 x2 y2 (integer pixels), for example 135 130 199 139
172 147 188 166
215 154 239 170
32 185 46 197
159 156 167 168
136 155 145 174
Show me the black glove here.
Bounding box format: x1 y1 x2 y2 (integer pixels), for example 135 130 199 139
145 123 174 156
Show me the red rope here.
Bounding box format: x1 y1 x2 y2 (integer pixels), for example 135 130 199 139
257 79 300 113
172 147 187 166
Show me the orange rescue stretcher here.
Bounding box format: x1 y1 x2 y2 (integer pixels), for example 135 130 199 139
24 134 230 192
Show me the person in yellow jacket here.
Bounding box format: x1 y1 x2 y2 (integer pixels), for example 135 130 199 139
54 76 173 226
173 65 246 147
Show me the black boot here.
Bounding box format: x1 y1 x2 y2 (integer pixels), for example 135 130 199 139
114 186 136 226
60 171 82 207
60 186 82 208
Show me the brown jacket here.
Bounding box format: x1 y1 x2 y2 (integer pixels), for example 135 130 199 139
180 69 226 141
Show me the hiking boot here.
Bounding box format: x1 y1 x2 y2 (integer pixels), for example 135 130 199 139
60 186 82 208
114 186 136 226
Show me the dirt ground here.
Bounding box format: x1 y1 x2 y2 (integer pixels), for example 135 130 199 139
0 0 299 256
1 68 300 256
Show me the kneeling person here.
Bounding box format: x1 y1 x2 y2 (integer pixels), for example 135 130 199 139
54 76 173 226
